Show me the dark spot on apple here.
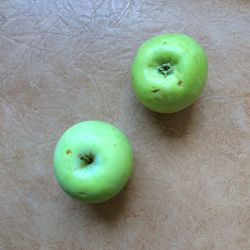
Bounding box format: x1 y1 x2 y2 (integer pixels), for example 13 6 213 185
152 89 160 93
113 144 117 147
163 42 167 44
66 149 72 155
178 80 182 86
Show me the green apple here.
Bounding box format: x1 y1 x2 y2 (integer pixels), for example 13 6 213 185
131 33 208 113
54 121 133 203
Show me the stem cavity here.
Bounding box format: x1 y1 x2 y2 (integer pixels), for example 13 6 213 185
158 63 172 77
78 153 94 165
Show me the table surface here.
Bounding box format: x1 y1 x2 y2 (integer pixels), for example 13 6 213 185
1 1 250 249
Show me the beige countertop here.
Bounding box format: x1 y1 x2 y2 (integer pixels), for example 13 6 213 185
1 0 250 249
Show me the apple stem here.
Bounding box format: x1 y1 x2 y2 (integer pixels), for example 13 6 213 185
78 154 94 164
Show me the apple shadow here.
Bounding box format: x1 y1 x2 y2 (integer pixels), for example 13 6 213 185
86 179 133 222
143 103 196 138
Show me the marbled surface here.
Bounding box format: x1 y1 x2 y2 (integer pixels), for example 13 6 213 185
0 0 250 249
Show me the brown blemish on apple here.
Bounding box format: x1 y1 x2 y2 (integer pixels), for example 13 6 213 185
66 149 72 155
152 89 160 93
178 80 182 86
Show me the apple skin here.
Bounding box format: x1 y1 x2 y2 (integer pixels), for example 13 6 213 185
54 121 133 203
131 33 208 113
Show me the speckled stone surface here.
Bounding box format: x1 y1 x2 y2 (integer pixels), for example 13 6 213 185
0 1 250 249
